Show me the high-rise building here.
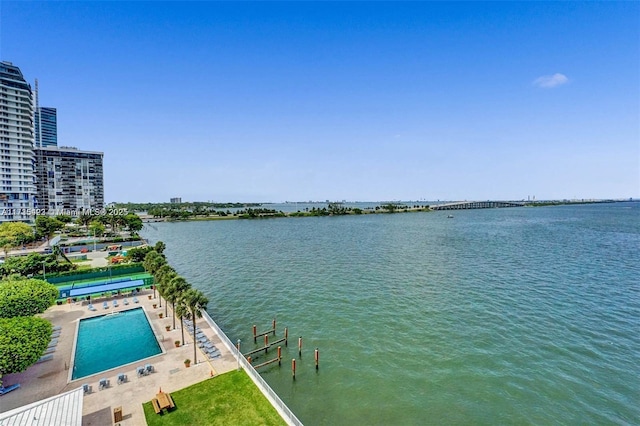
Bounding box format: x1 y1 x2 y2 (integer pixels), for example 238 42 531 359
34 107 57 147
34 146 104 214
170 197 182 204
0 61 36 223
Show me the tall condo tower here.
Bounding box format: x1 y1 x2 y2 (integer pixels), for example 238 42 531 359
34 79 57 147
0 61 36 223
34 146 104 213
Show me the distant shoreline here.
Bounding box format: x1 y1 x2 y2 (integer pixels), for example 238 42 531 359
137 199 636 223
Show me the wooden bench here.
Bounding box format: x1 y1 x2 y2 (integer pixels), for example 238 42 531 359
167 393 175 409
151 398 161 414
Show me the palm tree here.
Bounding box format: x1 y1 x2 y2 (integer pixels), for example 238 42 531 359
183 288 208 364
143 251 165 274
155 265 176 313
143 251 166 298
174 298 189 346
166 276 191 329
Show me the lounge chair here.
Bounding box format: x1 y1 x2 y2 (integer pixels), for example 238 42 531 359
117 373 127 384
0 383 20 395
88 304 96 311
52 325 61 331
113 300 119 308
136 366 146 377
207 350 221 359
145 364 153 374
123 298 129 305
44 346 56 355
99 378 109 390
36 354 53 363
51 330 61 339
133 297 139 303
48 338 58 346
82 384 91 393
103 301 108 309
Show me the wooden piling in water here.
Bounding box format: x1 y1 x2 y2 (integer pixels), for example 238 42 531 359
315 348 319 370
253 325 257 343
292 358 296 380
278 346 282 366
284 327 288 346
272 318 276 336
264 334 269 354
298 336 303 356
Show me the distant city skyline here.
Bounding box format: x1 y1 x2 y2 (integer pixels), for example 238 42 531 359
2 2 638 203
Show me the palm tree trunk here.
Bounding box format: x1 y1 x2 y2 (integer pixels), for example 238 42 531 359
191 311 197 364
165 300 168 318
171 301 176 329
180 315 185 345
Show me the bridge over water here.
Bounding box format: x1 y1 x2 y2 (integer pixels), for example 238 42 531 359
430 201 526 210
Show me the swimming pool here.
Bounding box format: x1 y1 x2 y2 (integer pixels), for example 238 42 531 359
72 307 162 380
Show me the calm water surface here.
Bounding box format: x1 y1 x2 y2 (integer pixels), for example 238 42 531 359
73 307 161 379
143 203 639 425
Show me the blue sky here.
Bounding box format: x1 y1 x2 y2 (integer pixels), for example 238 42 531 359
2 2 638 203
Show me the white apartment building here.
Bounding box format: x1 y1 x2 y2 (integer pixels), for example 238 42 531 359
0 61 36 223
34 146 104 214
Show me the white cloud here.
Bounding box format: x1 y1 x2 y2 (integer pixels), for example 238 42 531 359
533 73 569 88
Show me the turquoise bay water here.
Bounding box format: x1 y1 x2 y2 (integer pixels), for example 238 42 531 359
143 203 639 425
72 307 161 379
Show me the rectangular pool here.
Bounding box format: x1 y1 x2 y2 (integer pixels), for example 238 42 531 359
72 307 162 380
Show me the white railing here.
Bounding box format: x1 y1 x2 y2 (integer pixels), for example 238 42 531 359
201 310 304 426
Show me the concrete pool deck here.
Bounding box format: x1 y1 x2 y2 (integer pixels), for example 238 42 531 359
0 289 238 425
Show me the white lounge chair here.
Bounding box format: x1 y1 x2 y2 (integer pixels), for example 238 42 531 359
99 378 109 390
117 373 127 384
123 298 129 305
133 297 139 303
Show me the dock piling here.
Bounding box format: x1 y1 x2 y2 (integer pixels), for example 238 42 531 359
292 358 296 380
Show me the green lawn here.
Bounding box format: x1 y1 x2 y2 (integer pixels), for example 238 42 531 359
142 369 287 426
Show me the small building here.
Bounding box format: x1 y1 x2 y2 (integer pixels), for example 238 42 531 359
0 386 84 426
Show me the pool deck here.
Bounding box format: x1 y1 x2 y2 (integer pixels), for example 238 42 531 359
0 288 238 425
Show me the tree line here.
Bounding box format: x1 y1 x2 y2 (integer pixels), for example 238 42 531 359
142 242 209 365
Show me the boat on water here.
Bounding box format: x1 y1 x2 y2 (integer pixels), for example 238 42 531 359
447 215 454 218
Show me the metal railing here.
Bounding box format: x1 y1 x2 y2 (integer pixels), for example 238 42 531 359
201 310 304 426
